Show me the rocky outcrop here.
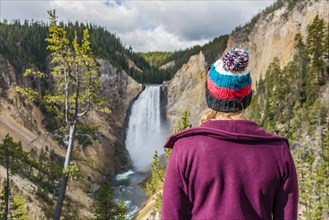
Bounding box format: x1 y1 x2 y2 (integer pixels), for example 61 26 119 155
127 58 142 72
0 57 142 218
97 59 142 131
163 0 328 129
159 60 175 70
83 59 143 174
163 51 207 127
0 55 17 94
224 0 329 83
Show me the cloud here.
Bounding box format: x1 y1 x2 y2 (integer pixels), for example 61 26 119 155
0 0 274 51
121 25 209 52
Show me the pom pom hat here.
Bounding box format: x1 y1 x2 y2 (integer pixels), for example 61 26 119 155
206 48 252 112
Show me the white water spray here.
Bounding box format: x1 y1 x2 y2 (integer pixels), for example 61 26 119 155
125 85 168 169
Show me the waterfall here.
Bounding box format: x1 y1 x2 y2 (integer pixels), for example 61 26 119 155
111 85 168 218
125 85 168 169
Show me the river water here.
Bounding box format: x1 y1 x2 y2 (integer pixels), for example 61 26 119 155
111 85 169 218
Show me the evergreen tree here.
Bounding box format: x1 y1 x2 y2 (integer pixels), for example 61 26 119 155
16 10 110 219
94 181 117 220
0 190 32 220
307 15 327 85
0 134 29 220
116 198 128 220
146 110 192 217
10 193 32 220
294 33 309 103
0 187 5 219
145 150 165 217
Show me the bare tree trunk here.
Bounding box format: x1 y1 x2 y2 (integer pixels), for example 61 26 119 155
5 168 10 220
5 165 10 220
53 123 76 220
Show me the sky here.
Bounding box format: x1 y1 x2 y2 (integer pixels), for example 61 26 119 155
0 0 275 52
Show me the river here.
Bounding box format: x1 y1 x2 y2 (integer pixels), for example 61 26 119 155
111 85 169 218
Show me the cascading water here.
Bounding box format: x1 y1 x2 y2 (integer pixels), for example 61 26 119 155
125 85 167 169
112 85 169 218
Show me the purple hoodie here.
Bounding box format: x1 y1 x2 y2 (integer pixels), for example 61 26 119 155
162 120 298 220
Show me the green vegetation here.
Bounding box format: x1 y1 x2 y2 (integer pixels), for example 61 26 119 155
0 133 68 219
0 189 32 220
248 16 329 219
93 181 127 220
145 110 192 218
15 10 111 219
0 134 30 220
0 18 154 83
138 51 174 67
155 35 229 79
0 15 228 85
10 194 32 220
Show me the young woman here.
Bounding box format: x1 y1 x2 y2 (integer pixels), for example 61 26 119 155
162 48 298 220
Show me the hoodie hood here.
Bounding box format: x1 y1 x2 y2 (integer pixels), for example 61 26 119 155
164 120 288 149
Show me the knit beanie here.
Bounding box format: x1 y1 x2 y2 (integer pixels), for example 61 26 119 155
205 48 252 112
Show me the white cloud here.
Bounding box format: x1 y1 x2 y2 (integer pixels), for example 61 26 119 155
0 0 274 51
121 25 209 52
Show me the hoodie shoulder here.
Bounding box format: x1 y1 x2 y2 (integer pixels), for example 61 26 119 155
164 121 288 149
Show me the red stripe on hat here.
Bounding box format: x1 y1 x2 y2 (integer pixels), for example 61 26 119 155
207 76 251 99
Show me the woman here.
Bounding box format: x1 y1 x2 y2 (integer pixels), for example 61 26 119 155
162 48 298 220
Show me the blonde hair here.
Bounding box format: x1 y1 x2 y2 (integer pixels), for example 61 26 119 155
200 108 246 124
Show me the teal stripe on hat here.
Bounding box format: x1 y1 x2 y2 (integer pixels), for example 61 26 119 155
208 64 252 90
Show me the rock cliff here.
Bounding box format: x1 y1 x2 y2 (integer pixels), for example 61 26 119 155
163 0 328 129
224 0 329 83
82 59 143 174
163 51 208 127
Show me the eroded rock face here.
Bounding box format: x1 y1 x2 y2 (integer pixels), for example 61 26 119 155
97 59 142 132
163 0 329 128
163 52 208 128
224 0 329 83
83 59 143 174
0 56 17 96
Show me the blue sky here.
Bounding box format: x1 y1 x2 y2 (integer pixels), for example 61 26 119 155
1 0 274 52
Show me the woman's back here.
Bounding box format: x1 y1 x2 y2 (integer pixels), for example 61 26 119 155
162 120 298 220
161 48 298 220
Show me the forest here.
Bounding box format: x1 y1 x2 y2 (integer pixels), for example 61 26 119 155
0 19 229 85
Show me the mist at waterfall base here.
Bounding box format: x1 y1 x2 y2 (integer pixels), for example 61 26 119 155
111 85 170 218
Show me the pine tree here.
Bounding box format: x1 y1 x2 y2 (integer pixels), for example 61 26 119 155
10 194 32 220
116 198 128 220
15 10 110 219
0 187 5 219
261 58 281 131
294 33 309 103
0 134 29 220
0 190 32 220
307 15 327 85
147 110 192 218
145 150 165 217
94 181 117 220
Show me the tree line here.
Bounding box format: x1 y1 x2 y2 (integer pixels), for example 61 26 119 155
0 17 155 84
1 15 228 85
